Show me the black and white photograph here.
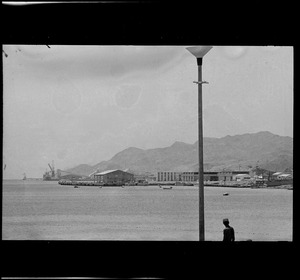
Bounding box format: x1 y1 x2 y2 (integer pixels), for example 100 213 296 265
2 45 293 242
1 2 296 278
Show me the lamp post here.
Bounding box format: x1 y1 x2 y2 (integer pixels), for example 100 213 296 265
186 46 213 241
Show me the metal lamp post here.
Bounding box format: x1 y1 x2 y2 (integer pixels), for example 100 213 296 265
186 46 213 241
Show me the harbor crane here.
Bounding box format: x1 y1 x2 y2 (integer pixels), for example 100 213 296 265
47 161 56 177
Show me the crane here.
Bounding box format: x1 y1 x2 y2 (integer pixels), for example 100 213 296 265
48 161 55 177
48 163 53 171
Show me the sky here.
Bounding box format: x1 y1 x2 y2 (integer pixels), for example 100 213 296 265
2 45 293 179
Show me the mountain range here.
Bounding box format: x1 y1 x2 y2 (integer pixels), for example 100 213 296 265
65 131 293 176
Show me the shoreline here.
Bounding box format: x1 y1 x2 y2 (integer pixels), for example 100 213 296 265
3 179 293 190
203 183 293 190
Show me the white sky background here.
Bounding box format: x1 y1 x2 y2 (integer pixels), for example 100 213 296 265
3 45 293 179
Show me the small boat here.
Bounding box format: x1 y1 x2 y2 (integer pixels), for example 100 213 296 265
183 182 194 186
162 186 173 190
223 192 229 196
74 185 80 188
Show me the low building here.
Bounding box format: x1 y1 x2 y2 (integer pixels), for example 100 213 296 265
179 171 219 182
157 171 182 182
134 173 157 183
157 171 198 182
251 167 273 179
218 171 233 181
271 172 283 180
219 170 250 181
204 172 219 181
94 169 134 186
147 174 157 182
277 173 293 180
235 174 251 181
181 172 198 182
157 170 253 183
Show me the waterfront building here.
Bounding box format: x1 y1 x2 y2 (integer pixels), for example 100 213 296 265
157 171 182 182
204 172 219 181
277 173 293 180
134 173 156 184
235 174 251 181
157 170 252 183
218 171 233 181
272 172 293 180
218 170 250 181
94 170 134 186
181 172 199 182
251 167 272 179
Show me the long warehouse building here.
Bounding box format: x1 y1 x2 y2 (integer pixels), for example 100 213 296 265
94 170 134 186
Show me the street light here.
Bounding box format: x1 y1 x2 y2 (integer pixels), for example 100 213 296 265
186 46 213 241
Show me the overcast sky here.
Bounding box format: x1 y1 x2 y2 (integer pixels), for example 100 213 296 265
3 45 293 179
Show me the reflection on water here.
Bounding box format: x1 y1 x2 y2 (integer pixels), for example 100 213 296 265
2 180 293 241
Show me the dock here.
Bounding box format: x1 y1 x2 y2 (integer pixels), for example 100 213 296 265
58 180 102 186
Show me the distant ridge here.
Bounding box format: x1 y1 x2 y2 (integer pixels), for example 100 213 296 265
65 131 293 176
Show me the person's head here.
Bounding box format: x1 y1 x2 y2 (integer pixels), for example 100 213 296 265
223 218 229 226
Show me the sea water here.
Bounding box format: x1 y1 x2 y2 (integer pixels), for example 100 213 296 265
2 180 293 241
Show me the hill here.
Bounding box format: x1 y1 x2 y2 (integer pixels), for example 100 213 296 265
65 131 293 176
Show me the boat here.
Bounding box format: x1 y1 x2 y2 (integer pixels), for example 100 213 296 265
162 186 173 190
223 192 229 196
183 182 194 186
22 173 26 180
43 161 60 181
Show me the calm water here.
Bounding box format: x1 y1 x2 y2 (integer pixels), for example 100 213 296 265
2 180 293 241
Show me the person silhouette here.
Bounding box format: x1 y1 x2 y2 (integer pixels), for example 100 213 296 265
223 218 235 242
